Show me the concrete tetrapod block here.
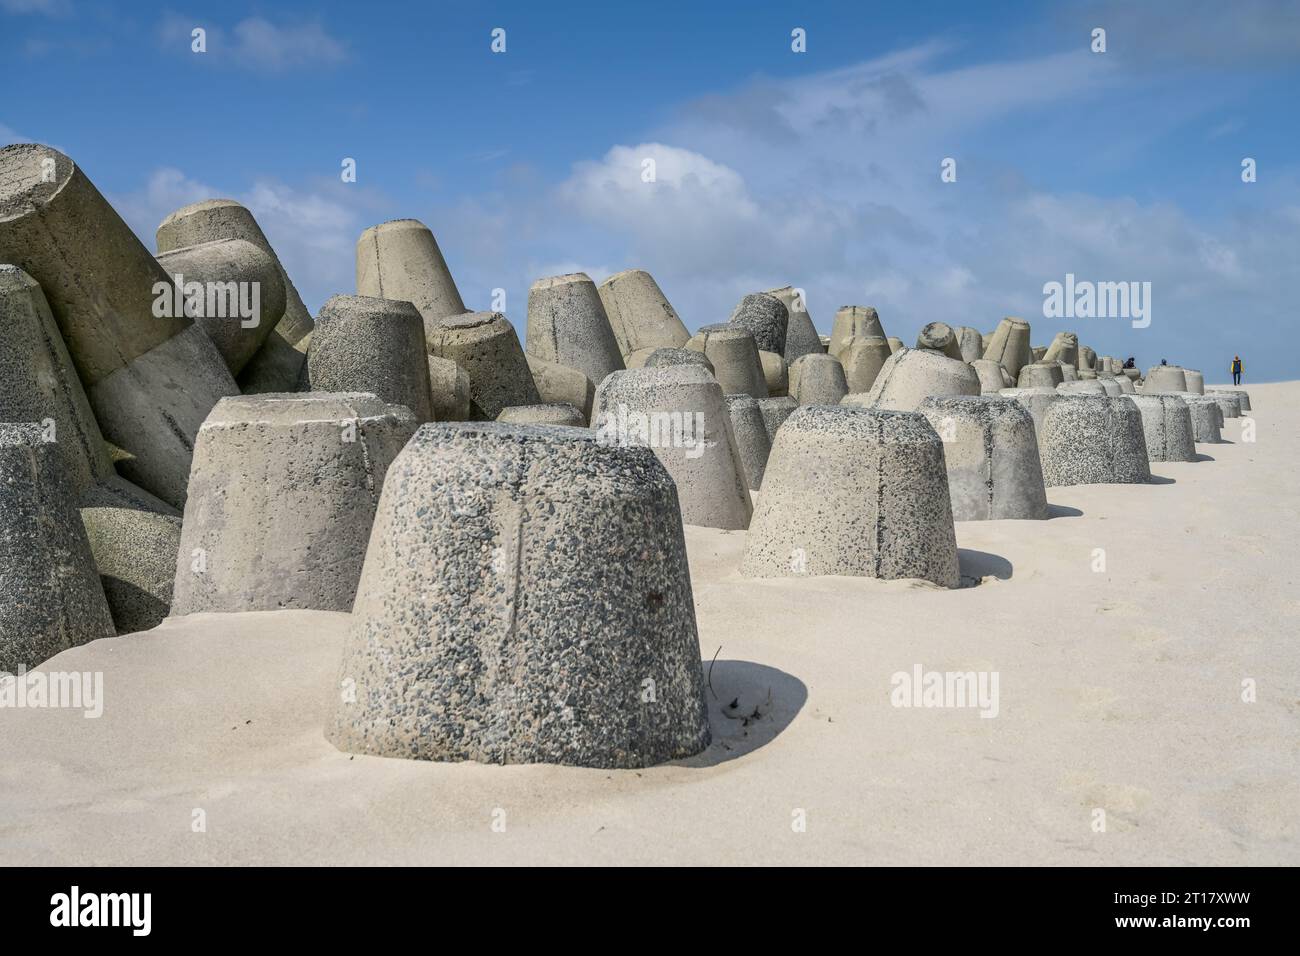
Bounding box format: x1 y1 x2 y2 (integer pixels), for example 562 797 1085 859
425 310 541 420
643 347 714 375
307 295 435 423
172 393 417 615
1183 369 1205 395
1144 365 1188 393
839 335 891 393
1060 363 1080 382
1031 345 1047 362
765 286 824 363
916 322 964 360
496 403 585 427
829 305 885 357
971 359 1009 394
859 346 980 412
1114 375 1136 394
525 273 624 388
157 198 314 393
758 349 788 396
1043 331 1079 367
1204 393 1243 419
983 317 1032 381
998 387 1062 443
325 422 712 767
919 396 1048 521
1057 380 1106 396
684 325 767 398
597 269 690 359
725 394 772 490
1096 378 1122 397
728 292 789 355
154 238 286 376
1123 395 1196 462
956 326 984 363
427 355 472 422
356 219 466 324
740 405 959 586
789 353 848 405
1017 362 1064 389
0 144 239 509
0 424 115 671
1078 345 1097 371
757 395 799 444
1206 386 1251 411
1040 396 1152 487
526 354 594 423
592 365 752 530
1178 394 1225 443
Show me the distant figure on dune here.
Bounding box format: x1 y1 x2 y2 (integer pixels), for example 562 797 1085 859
1160 358 1168 365
1231 355 1243 386
1124 356 1136 369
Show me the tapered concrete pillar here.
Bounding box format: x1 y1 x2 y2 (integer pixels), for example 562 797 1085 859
154 238 286 376
839 335 891 393
1042 331 1078 367
725 394 772 490
593 365 752 530
526 272 624 388
1144 365 1188 392
728 292 789 355
955 326 984 363
983 317 1032 381
764 286 824 362
157 198 314 393
1040 396 1151 486
1180 395 1225 442
1123 395 1196 462
0 144 239 509
829 306 884 357
759 350 788 396
998 386 1061 442
356 219 466 324
526 354 594 423
919 396 1048 520
1 424 115 671
1018 363 1064 389
1077 345 1097 371
789 353 848 405
685 324 767 398
172 394 417 615
597 269 689 363
307 295 435 423
916 322 963 360
858 347 980 412
326 422 711 767
643 347 714 375
1182 369 1205 394
971 359 1008 394
425 310 541 420
741 406 959 586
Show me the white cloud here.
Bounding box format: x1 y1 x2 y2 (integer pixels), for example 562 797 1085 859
157 13 347 71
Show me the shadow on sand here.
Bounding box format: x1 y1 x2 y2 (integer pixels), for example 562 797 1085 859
1147 475 1176 485
1046 503 1084 519
676 659 807 768
957 548 1013 586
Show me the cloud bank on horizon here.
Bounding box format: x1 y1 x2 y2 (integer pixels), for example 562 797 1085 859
3 0 1298 380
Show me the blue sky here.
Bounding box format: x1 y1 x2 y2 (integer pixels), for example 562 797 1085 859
4 0 1299 380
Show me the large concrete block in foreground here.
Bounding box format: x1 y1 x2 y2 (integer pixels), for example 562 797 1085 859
326 422 712 767
526 273 624 388
597 269 689 360
0 424 114 671
858 347 980 412
829 305 884 357
307 295 435 423
918 395 1048 521
725 394 772 490
789 353 848 405
0 144 239 509
426 310 540 420
155 237 286 376
983 317 1032 381
685 324 767 398
157 198 314 393
172 393 417 615
1040 396 1151 486
740 405 959 586
728 292 789 355
1124 395 1196 462
765 286 824 362
356 219 466 324
593 365 751 530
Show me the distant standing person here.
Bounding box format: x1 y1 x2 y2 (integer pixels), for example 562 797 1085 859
1231 355 1243 386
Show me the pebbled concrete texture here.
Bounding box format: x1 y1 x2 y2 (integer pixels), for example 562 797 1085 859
838 335 891 393
526 272 624 389
998 386 1062 444
426 310 541 420
593 365 752 530
598 269 689 358
326 422 712 768
1040 396 1152 487
1206 386 1251 411
526 353 593 424
171 393 417 616
497 403 586 427
756 395 799 444
919 395 1048 521
859 346 980 412
356 219 466 324
741 405 959 586
765 286 824 363
983 317 1032 382
1017 362 1064 389
789 352 848 405
0 423 115 671
685 324 767 398
728 292 789 355
643 347 714 375
724 394 772 490
1124 394 1196 463
1178 394 1225 443
1145 365 1188 393
829 305 884 358
427 354 472 422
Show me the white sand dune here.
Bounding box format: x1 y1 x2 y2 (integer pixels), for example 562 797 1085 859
1 382 1296 865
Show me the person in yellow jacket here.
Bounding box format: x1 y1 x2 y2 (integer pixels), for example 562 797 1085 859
1231 356 1243 386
